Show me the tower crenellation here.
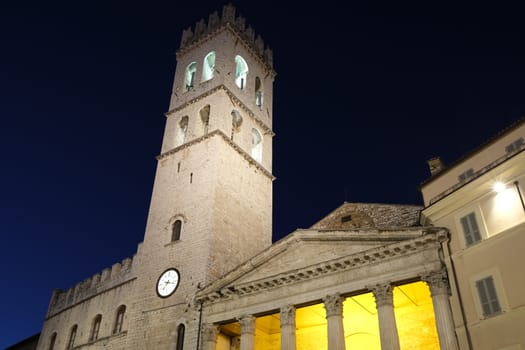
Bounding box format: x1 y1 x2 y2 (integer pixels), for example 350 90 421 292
46 256 135 318
179 4 273 69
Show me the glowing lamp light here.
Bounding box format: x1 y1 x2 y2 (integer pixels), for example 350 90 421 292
493 181 506 193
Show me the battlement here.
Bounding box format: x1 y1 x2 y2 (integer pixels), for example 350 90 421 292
179 4 273 68
46 256 135 318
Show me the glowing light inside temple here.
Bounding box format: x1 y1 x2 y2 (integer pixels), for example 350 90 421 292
216 282 439 350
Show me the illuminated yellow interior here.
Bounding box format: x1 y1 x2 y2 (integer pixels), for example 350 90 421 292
296 303 327 350
343 292 381 349
217 281 439 350
393 282 439 350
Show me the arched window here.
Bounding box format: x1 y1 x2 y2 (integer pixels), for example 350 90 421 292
172 220 182 241
89 314 102 341
200 105 210 135
231 110 243 140
176 116 189 146
251 128 263 163
67 325 77 349
184 62 197 91
201 51 216 82
48 332 57 350
176 324 185 350
113 305 126 334
255 76 263 108
234 55 248 89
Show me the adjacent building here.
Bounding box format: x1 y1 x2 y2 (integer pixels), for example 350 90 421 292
420 119 525 350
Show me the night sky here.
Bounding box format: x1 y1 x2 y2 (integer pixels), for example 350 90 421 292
2 1 525 347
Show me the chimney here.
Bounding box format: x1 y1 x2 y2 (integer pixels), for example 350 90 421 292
427 157 445 176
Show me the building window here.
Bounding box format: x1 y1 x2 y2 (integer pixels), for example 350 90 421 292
176 116 189 146
172 220 182 241
458 168 474 182
202 51 216 82
251 128 263 163
231 110 243 140
460 212 482 246
255 76 263 108
235 55 248 89
48 332 57 350
505 137 524 153
200 105 210 135
89 314 102 341
67 325 77 349
184 62 197 91
113 305 126 334
176 324 185 350
476 276 502 317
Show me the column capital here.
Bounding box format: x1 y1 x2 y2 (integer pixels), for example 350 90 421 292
323 293 343 317
370 283 393 307
238 314 256 335
421 270 450 296
280 305 296 326
201 323 219 343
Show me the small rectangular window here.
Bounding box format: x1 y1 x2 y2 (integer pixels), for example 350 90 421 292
341 215 352 223
505 137 524 154
476 276 502 317
460 212 482 246
458 168 474 182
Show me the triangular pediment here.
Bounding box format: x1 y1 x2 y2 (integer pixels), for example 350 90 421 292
196 226 440 302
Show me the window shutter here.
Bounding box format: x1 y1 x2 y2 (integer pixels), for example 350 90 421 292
461 216 474 245
476 276 501 317
461 212 481 246
476 279 491 316
485 276 502 314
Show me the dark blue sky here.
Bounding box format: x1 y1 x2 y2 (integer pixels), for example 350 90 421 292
2 1 525 347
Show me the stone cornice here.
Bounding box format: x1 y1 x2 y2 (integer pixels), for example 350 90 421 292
165 84 274 136
156 130 275 180
195 228 448 304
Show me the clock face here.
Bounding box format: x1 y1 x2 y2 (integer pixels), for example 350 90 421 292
156 268 180 298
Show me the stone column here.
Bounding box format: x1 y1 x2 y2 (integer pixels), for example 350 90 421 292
280 305 296 350
239 315 256 350
201 323 219 350
323 293 346 350
371 283 400 350
422 271 459 350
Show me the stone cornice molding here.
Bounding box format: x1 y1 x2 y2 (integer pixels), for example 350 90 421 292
195 228 448 304
166 84 274 136
421 269 450 296
323 293 343 317
370 283 394 307
156 129 274 180
280 305 296 326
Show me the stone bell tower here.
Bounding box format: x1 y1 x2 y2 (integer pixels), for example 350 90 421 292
125 5 276 349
